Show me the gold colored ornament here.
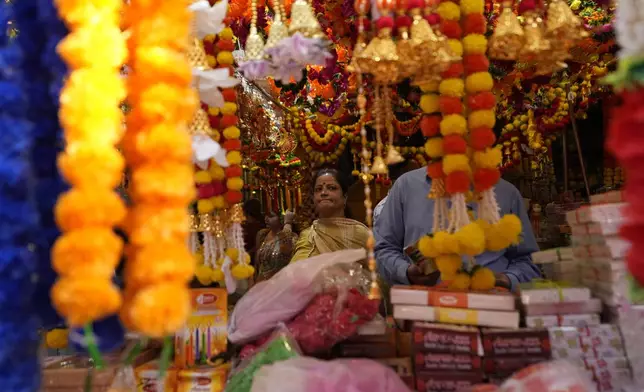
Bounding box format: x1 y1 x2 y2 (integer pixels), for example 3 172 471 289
190 214 199 232
289 0 324 39
545 0 588 42
198 213 213 232
212 214 226 237
518 12 550 64
410 7 453 85
396 15 422 78
489 2 525 60
189 107 215 137
358 27 400 85
229 203 246 223
245 26 266 60
428 178 446 199
386 146 404 164
188 37 209 70
371 156 388 174
383 85 404 165
265 0 289 48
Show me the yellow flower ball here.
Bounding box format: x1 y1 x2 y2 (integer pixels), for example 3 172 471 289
221 102 238 115
439 79 465 98
472 148 502 169
197 198 215 214
226 177 244 191
469 110 496 129
496 214 522 243
449 271 471 290
454 222 486 256
448 39 463 58
443 154 470 175
420 93 440 114
211 268 225 282
223 126 241 140
418 235 440 258
440 114 467 136
437 1 460 20
219 27 234 40
465 72 494 94
206 55 217 67
225 248 239 262
470 266 496 291
217 51 234 65
478 219 509 251
194 252 205 265
232 264 255 279
46 329 69 349
195 265 214 285
208 106 220 116
460 0 484 14
211 195 226 209
210 165 225 181
203 34 216 43
211 130 221 142
425 137 444 158
419 81 440 92
194 170 212 184
435 254 462 280
227 151 242 165
432 231 460 254
462 34 487 54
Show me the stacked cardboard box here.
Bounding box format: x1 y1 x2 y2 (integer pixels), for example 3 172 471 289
566 198 630 316
520 283 601 328
481 325 631 391
531 247 576 282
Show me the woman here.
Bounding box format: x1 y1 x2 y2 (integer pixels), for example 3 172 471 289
291 168 370 262
255 210 298 282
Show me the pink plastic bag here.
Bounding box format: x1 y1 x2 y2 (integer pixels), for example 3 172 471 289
240 288 380 357
498 360 597 392
228 249 367 344
250 357 412 392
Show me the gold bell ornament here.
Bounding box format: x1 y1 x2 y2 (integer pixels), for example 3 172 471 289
265 0 289 48
489 1 525 60
394 0 422 79
517 11 550 64
358 14 400 85
410 0 454 85
289 0 324 39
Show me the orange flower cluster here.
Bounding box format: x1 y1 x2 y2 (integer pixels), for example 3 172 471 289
51 0 127 327
204 28 244 206
120 0 197 338
437 0 469 195
461 0 499 193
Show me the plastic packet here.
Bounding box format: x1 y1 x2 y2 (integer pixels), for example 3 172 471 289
225 327 301 392
499 360 597 392
250 357 412 392
107 366 137 392
228 249 367 344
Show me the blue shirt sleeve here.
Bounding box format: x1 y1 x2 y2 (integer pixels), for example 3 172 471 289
503 188 542 289
374 179 411 285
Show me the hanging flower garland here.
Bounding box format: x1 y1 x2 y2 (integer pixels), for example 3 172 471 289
122 0 196 338
51 0 126 328
0 1 43 388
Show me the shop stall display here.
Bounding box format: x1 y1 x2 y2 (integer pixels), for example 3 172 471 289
5 0 644 389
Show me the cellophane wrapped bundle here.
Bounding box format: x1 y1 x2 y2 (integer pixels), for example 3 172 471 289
228 249 378 347
250 357 412 392
240 287 379 357
225 328 301 392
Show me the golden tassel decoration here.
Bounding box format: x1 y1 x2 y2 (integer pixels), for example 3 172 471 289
517 12 550 64
489 1 525 60
289 0 324 38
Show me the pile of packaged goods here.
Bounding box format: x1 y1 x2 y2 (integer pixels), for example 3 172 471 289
617 305 644 387
134 288 230 392
391 286 519 329
566 193 629 315
530 247 575 282
520 282 601 328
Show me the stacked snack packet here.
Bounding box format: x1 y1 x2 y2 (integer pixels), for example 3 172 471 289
531 247 576 282
519 282 600 328
565 192 629 318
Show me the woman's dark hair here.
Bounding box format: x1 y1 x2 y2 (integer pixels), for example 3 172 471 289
312 167 352 219
243 198 263 222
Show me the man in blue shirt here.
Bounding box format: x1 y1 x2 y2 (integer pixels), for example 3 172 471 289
374 167 541 290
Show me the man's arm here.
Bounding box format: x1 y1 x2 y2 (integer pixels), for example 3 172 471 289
374 180 411 285
503 191 542 289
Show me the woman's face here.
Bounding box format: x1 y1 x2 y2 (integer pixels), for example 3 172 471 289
314 174 345 218
265 213 280 227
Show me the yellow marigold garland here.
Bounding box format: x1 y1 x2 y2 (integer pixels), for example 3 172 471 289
51 0 126 327
121 0 196 338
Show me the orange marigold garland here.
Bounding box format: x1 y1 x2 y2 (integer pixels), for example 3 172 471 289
461 0 522 253
121 0 197 338
51 0 127 328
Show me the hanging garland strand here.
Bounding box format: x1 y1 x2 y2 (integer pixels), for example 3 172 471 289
121 0 196 338
51 0 126 329
0 1 42 389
